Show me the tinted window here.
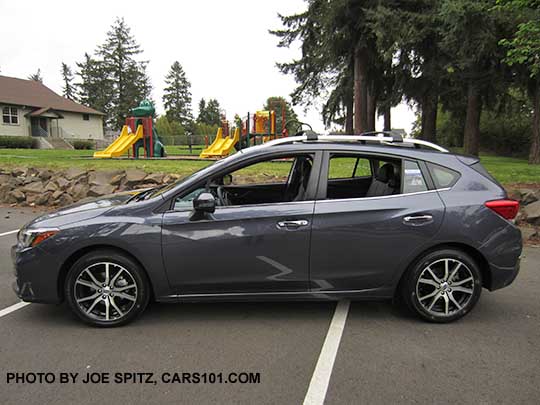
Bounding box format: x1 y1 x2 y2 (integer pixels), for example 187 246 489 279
328 156 371 179
427 163 460 189
403 160 428 193
326 154 401 199
172 154 314 210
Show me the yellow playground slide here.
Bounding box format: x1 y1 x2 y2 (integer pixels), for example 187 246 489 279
199 127 240 158
94 125 144 158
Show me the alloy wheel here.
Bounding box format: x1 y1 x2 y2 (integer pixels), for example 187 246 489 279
74 262 138 322
415 258 475 317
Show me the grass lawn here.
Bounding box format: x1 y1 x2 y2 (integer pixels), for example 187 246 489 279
0 148 538 186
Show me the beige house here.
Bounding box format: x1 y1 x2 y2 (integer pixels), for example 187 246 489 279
0 75 104 140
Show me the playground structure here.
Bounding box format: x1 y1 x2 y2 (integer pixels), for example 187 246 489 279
199 100 289 159
94 100 165 159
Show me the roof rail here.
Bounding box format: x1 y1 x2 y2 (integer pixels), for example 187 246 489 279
257 133 448 153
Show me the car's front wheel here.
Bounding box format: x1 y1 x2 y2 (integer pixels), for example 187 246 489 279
65 250 150 327
400 248 482 323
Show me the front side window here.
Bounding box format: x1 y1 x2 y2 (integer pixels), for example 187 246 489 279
82 114 90 121
172 154 314 211
2 106 18 125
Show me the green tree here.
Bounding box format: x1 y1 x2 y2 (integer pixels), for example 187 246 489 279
97 17 152 128
498 0 540 163
163 61 193 129
61 62 75 100
263 96 298 134
28 68 43 83
155 115 185 137
368 0 444 141
76 53 112 118
438 0 512 156
272 1 392 134
197 98 221 126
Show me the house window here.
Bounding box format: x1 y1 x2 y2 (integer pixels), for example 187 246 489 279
82 114 90 121
2 106 19 125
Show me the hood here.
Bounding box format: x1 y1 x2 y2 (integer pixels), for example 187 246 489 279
24 190 143 230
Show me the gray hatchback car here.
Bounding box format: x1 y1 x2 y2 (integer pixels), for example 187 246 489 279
12 133 522 326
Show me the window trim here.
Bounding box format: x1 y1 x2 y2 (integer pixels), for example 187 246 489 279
82 113 90 121
2 106 19 126
167 150 322 212
314 188 451 204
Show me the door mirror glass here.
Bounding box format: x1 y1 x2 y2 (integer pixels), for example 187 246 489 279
193 192 216 213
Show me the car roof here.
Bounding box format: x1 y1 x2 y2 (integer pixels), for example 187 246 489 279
240 141 463 168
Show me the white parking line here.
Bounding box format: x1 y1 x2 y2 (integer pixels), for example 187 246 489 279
303 300 350 405
0 302 30 318
0 229 19 237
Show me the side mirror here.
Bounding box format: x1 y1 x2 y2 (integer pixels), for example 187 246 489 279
193 192 216 213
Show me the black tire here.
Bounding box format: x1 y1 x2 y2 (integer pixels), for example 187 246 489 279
65 249 150 327
399 248 482 323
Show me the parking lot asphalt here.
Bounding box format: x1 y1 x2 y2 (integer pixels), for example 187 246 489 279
0 207 539 404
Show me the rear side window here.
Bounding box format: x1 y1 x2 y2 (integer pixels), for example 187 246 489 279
403 160 428 193
427 163 460 189
328 156 371 179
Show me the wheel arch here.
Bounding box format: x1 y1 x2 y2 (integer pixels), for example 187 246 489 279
57 244 156 302
394 242 492 296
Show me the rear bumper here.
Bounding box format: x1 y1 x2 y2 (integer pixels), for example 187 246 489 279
11 244 63 304
487 256 520 291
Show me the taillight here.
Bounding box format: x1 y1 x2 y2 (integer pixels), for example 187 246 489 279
485 200 519 220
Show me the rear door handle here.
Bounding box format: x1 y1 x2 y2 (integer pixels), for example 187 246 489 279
277 220 309 229
403 214 433 225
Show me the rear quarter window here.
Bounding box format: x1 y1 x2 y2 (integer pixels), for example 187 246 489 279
427 163 460 189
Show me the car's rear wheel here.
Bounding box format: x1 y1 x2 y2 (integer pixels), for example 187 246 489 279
400 249 482 323
65 250 150 327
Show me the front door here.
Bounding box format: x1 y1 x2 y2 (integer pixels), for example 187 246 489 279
30 117 48 136
161 152 319 296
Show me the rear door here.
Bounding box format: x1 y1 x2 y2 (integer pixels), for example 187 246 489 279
309 152 445 293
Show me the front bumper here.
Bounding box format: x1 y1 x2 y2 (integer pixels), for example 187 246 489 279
11 244 63 304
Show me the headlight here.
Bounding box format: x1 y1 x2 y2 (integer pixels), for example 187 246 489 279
18 228 59 249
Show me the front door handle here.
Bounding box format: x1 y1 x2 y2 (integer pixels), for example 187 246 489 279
403 214 433 225
277 219 309 229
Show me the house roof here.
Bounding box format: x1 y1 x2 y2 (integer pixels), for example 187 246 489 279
0 75 105 115
27 107 64 118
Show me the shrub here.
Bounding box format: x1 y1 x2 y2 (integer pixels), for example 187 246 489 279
71 140 95 150
0 135 37 149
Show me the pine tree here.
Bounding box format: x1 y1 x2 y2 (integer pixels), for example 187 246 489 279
97 17 152 129
197 99 207 122
162 61 193 128
28 69 43 83
76 53 112 118
61 62 76 100
197 98 221 126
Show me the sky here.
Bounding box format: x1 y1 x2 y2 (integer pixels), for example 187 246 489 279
0 0 415 133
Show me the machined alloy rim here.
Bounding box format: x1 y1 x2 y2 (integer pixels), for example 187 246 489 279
74 262 138 322
415 258 475 317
